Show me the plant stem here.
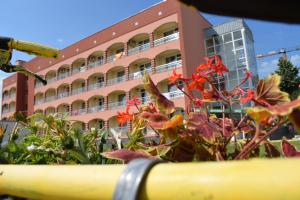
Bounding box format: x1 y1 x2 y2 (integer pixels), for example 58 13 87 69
236 120 285 159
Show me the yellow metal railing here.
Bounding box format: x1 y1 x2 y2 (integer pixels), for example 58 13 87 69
1 158 300 200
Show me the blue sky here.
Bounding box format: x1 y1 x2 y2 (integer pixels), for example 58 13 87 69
1 0 300 84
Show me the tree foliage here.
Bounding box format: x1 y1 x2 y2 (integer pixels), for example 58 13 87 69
275 58 300 100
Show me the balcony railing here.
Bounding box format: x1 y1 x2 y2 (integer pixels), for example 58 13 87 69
128 43 150 56
107 101 126 110
35 99 44 105
107 52 124 63
35 82 44 88
113 126 128 134
10 94 16 99
154 32 179 46
2 111 9 114
57 92 69 99
107 76 125 86
71 108 87 116
156 60 182 73
163 90 184 100
3 96 9 101
46 77 57 84
129 68 152 80
72 87 85 95
88 82 104 91
57 72 70 80
72 66 86 75
88 59 105 69
45 96 56 103
88 105 104 113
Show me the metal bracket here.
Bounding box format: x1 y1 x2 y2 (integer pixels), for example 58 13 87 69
113 158 162 200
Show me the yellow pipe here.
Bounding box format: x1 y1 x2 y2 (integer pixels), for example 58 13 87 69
10 39 59 58
1 158 300 200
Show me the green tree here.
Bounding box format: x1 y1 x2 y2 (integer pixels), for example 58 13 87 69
275 58 300 100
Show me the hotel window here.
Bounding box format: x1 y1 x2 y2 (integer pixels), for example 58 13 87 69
117 71 125 82
233 30 242 40
118 94 126 105
163 28 178 37
166 54 181 63
223 33 232 43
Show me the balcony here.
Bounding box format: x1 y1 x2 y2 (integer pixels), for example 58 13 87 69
129 68 152 80
154 32 179 47
108 101 126 110
10 93 16 99
46 77 57 84
113 126 128 135
107 76 125 86
88 82 104 91
163 90 184 100
156 60 182 73
71 108 87 116
72 87 85 95
57 72 70 80
57 92 69 99
128 43 150 56
72 66 86 75
45 96 56 103
35 99 44 105
3 96 9 101
35 82 44 88
88 59 105 69
88 105 105 113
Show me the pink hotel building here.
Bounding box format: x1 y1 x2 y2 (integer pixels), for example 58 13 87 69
1 0 217 132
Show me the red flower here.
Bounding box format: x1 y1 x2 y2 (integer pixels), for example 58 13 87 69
244 69 252 79
188 73 206 92
240 89 254 104
117 106 133 126
196 63 209 72
209 55 229 76
168 69 182 84
127 96 141 107
194 98 204 107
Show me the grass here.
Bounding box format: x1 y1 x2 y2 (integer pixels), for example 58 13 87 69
228 139 300 157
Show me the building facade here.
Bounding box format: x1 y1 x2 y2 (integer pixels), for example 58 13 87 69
1 2 258 135
204 19 258 115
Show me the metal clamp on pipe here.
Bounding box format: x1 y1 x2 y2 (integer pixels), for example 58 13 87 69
113 159 162 200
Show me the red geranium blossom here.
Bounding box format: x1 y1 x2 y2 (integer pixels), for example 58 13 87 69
168 69 183 84
117 106 133 126
188 73 207 92
244 69 252 79
209 55 229 76
127 96 141 107
240 89 254 104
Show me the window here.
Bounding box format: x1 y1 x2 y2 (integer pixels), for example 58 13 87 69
117 71 125 82
138 39 150 46
234 40 244 49
97 77 104 83
99 121 104 129
206 38 214 47
166 54 181 63
118 94 126 105
236 49 245 59
233 31 242 40
163 28 178 37
116 48 124 54
223 33 232 43
140 63 151 72
214 36 223 45
98 98 104 107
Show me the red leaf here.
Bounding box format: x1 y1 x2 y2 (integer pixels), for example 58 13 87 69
101 149 155 163
140 111 168 129
187 112 220 142
281 139 300 157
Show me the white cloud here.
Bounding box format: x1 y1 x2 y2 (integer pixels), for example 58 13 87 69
258 59 279 78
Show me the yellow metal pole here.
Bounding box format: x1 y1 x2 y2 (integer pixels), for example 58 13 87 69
1 158 300 200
